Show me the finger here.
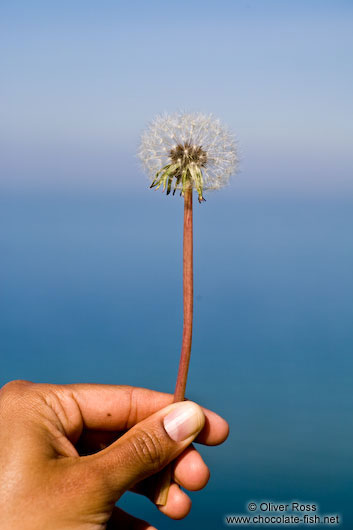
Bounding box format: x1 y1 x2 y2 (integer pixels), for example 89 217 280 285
157 482 191 520
131 480 191 519
69 384 174 430
2 382 228 447
195 407 229 446
107 506 156 530
130 445 209 499
173 445 210 491
85 401 205 497
66 384 229 445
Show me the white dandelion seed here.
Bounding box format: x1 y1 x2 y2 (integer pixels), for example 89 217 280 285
138 111 238 202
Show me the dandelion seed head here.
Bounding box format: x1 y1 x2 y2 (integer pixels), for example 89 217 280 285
138 112 238 201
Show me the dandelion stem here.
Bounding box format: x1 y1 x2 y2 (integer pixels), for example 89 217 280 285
154 188 194 506
174 187 193 402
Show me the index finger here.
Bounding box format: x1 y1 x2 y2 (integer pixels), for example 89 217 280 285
67 384 229 446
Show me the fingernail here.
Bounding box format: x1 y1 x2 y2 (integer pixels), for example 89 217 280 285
164 402 204 442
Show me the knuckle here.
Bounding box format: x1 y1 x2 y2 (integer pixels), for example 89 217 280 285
0 380 33 399
0 381 40 419
130 429 165 470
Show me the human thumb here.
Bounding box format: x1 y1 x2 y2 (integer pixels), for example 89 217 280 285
88 401 205 497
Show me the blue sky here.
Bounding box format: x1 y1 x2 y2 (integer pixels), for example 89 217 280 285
1 0 352 195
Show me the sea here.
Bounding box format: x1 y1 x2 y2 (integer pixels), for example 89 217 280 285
1 188 352 529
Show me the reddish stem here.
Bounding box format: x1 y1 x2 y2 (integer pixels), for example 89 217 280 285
174 188 193 402
154 189 194 505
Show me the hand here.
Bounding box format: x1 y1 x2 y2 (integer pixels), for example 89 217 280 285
0 380 229 529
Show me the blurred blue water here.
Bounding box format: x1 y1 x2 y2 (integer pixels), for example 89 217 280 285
1 189 352 528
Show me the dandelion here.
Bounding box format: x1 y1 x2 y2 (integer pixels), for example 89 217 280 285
138 112 238 505
138 111 237 202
